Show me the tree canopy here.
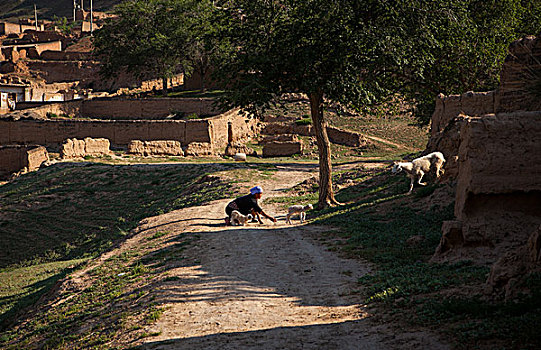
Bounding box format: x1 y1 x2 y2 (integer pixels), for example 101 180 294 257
93 0 209 93
214 0 540 208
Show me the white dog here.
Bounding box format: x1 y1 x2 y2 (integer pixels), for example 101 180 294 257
286 204 313 224
391 151 446 193
230 210 253 226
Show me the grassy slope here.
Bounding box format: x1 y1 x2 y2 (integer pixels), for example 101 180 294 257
0 162 240 342
310 169 541 349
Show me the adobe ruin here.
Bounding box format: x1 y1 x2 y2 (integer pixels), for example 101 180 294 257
0 144 48 179
0 96 258 158
428 36 541 297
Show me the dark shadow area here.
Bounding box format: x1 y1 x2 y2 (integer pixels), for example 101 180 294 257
133 320 381 350
0 268 76 331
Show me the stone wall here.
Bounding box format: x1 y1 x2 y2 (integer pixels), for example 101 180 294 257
0 145 48 178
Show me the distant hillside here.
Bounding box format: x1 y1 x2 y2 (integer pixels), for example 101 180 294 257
0 0 124 21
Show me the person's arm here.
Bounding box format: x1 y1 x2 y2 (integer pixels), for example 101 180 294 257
260 210 277 223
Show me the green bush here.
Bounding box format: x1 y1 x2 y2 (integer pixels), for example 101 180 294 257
295 118 312 126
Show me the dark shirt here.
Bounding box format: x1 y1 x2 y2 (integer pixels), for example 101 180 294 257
228 194 262 215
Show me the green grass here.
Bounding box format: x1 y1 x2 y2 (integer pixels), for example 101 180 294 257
0 164 232 268
308 168 541 349
162 89 225 99
0 259 87 331
0 162 240 345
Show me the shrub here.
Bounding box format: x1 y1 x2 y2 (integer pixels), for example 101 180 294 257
295 118 312 126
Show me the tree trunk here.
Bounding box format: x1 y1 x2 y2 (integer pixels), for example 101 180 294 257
199 58 207 93
310 91 340 209
162 76 168 96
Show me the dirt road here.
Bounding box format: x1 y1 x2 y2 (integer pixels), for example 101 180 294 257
130 164 448 349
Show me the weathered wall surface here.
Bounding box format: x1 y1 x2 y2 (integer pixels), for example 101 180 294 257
0 106 255 153
429 37 541 296
0 145 48 178
327 126 370 147
61 137 111 159
427 36 541 180
209 109 258 150
433 112 541 277
262 122 371 148
16 99 83 118
40 51 91 61
263 141 303 157
24 60 184 91
429 91 496 138
0 119 189 146
81 98 221 119
0 22 37 35
496 36 541 113
128 140 184 157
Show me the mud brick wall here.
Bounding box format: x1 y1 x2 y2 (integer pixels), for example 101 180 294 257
427 36 541 180
433 112 541 264
20 100 84 118
430 91 496 137
0 108 255 151
81 98 221 120
496 36 541 113
24 60 183 91
326 126 369 147
0 145 48 177
40 51 91 61
0 22 36 35
209 109 258 149
0 119 188 146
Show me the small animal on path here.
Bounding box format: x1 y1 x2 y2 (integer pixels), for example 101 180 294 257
286 204 313 224
391 151 446 194
230 210 253 226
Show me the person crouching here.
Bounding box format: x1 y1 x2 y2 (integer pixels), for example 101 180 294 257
225 186 277 225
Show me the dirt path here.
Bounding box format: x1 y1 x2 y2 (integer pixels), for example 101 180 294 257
126 164 449 349
365 135 410 150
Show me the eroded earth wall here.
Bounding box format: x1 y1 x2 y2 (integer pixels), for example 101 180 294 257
434 112 541 264
430 36 541 295
426 36 541 180
0 108 255 153
0 145 48 178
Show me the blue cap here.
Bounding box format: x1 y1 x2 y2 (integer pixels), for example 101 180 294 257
250 186 263 195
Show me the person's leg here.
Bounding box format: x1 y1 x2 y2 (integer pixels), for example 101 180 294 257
225 206 233 225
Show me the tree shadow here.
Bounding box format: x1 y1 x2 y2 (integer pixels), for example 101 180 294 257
141 225 368 308
132 320 380 350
